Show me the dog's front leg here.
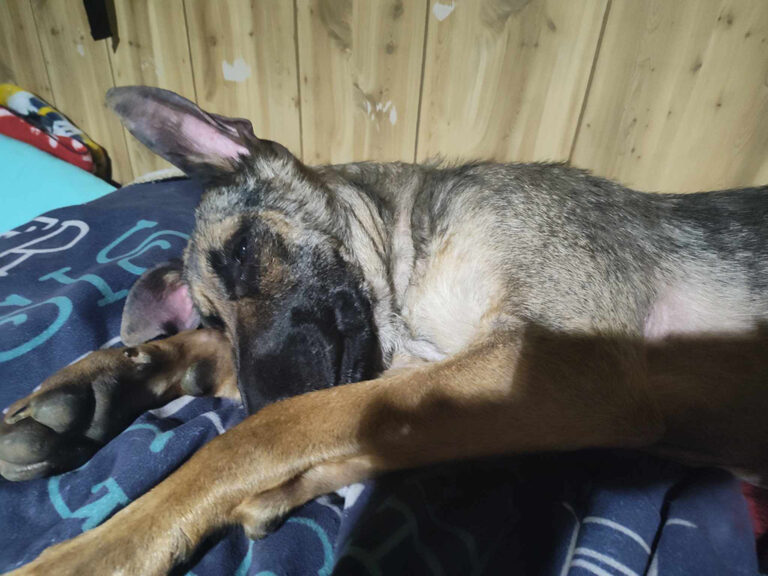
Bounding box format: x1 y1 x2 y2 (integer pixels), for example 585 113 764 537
10 329 664 575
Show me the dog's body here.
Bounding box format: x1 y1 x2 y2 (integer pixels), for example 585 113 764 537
3 87 768 574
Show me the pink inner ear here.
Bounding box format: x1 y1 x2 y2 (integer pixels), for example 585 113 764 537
179 116 249 162
121 271 201 346
162 282 201 332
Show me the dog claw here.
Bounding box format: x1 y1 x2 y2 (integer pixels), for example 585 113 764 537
4 402 31 425
23 385 95 435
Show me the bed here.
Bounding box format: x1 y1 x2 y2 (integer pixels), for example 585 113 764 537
0 139 758 575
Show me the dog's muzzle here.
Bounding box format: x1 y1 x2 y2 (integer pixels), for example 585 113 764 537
235 285 381 414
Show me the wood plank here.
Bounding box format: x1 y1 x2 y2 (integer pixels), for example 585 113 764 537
0 0 55 103
571 0 768 192
297 0 428 164
417 0 608 163
108 0 197 177
183 0 301 158
31 0 132 182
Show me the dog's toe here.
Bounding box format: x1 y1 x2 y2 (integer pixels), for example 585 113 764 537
0 419 98 481
0 418 62 464
4 383 95 434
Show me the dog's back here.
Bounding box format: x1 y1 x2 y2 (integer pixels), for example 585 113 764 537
332 161 768 356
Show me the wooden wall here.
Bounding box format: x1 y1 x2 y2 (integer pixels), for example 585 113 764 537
1 0 767 192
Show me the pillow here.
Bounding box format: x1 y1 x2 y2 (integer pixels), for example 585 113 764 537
0 134 115 234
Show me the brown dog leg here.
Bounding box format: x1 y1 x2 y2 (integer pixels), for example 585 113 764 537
9 329 665 575
0 329 237 481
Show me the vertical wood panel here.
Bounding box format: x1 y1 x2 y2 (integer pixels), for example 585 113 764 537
571 0 768 192
0 0 54 102
417 0 608 163
31 0 132 182
297 0 428 164
109 0 197 176
184 0 301 158
6 0 767 189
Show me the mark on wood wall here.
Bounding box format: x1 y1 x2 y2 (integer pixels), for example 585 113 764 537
297 0 427 163
0 0 767 191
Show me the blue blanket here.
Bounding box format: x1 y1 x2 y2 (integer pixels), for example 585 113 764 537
0 180 758 575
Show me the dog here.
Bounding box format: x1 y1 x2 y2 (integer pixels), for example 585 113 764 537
2 86 768 574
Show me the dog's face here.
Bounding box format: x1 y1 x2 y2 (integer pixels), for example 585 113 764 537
110 87 381 413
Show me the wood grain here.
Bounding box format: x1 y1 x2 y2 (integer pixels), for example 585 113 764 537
31 0 132 182
183 0 301 158
7 0 768 190
108 0 197 176
0 0 54 103
416 0 608 163
571 0 768 192
297 0 428 163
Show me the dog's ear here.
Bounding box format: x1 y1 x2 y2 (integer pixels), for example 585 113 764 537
106 86 293 181
120 260 200 346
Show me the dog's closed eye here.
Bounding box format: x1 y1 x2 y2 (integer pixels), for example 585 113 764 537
233 235 249 266
207 230 260 300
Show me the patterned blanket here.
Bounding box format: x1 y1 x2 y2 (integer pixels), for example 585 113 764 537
0 179 758 575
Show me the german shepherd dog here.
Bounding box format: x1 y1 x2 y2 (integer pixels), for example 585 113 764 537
3 86 768 574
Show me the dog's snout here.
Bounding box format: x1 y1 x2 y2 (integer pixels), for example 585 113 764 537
234 304 342 413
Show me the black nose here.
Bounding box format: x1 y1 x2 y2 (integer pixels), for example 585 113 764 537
235 287 380 414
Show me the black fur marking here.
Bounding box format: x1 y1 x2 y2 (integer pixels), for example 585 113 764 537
234 249 381 414
206 222 272 301
201 314 226 331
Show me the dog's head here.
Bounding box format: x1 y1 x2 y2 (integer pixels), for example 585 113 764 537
109 87 381 413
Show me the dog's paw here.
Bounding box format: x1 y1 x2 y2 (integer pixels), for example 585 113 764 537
0 346 171 481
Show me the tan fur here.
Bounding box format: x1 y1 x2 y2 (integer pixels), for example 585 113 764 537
402 224 511 356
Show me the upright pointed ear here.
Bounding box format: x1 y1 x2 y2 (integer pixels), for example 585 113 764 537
106 86 293 181
121 260 200 346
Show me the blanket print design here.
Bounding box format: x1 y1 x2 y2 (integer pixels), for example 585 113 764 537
0 180 759 575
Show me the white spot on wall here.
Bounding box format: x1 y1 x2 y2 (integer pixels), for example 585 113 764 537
222 58 251 83
140 56 163 79
433 1 455 21
355 85 399 130
76 43 85 57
